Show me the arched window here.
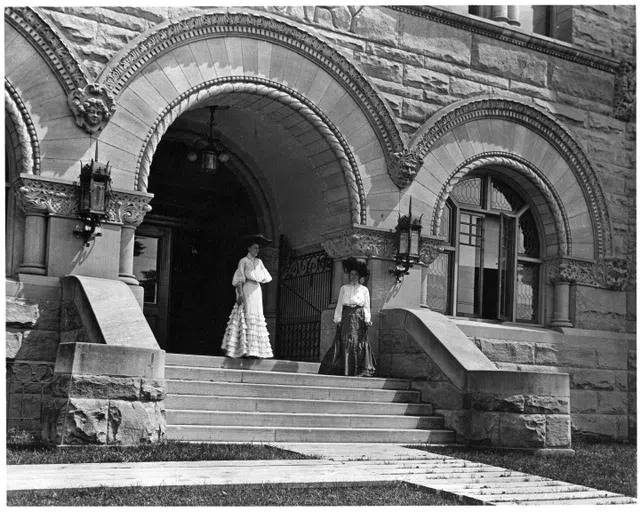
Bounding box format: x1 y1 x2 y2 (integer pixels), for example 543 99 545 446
424 173 543 324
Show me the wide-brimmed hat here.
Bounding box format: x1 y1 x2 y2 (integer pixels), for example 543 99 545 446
342 257 368 278
242 234 272 247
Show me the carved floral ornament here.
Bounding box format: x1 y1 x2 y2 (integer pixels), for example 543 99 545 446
12 175 152 227
546 257 630 291
320 225 443 266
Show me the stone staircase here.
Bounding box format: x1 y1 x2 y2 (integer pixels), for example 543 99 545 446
164 354 456 444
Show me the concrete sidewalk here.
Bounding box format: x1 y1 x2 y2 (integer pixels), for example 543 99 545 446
7 443 637 506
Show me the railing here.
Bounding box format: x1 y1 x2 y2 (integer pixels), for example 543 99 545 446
6 360 55 433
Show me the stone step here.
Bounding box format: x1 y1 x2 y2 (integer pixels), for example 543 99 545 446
166 353 320 373
514 496 637 506
166 410 445 429
166 425 457 444
165 365 412 390
166 394 434 416
166 380 421 403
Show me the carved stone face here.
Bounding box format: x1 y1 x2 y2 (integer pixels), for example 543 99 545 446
84 104 104 127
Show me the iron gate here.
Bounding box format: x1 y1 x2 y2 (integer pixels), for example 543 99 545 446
276 249 333 361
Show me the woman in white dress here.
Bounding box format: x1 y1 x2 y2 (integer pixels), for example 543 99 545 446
221 236 273 358
319 257 376 376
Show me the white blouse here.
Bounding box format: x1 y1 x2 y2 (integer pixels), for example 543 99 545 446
232 255 272 287
334 283 371 324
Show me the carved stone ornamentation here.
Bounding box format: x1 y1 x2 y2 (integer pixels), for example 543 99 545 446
595 257 630 291
13 176 77 215
546 257 630 291
614 60 636 122
321 226 395 260
419 238 444 266
67 84 117 134
107 191 153 227
389 149 424 189
5 79 40 175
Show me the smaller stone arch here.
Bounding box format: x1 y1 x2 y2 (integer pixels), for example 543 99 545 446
135 77 367 225
5 79 39 176
410 96 611 260
431 152 571 257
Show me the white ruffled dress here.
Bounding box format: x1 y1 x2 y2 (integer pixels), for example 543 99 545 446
221 255 273 358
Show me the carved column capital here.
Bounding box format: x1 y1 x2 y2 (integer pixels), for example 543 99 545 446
321 225 395 259
13 175 77 215
67 84 116 134
107 190 153 227
547 256 630 291
418 237 444 266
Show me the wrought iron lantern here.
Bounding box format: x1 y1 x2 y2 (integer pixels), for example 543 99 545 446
73 144 112 246
390 197 423 281
200 105 230 173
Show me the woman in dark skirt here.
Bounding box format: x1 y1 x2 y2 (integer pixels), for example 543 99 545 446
319 257 376 377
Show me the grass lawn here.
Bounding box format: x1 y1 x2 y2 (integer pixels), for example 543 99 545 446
411 438 637 498
7 439 311 465
7 482 459 507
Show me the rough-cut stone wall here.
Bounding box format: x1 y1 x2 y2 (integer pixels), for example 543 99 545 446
471 335 635 441
570 5 636 63
6 282 61 433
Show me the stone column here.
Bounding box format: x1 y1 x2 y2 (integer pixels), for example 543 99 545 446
118 224 138 285
19 210 48 275
550 281 573 328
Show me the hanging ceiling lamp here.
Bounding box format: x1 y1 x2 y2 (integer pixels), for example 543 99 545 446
200 105 230 173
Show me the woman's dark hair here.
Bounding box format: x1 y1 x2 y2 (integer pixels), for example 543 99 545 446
342 257 368 278
243 234 272 248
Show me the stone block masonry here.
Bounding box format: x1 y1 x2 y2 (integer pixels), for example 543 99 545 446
43 343 166 445
381 309 572 452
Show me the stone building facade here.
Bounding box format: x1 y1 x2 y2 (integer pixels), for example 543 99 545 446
5 5 636 446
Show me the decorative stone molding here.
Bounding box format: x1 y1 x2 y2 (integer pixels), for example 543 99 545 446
431 152 570 257
321 225 395 260
389 148 424 189
12 175 153 226
107 190 153 227
5 7 89 94
5 79 39 175
419 237 444 266
414 96 610 259
97 9 405 179
614 60 636 122
67 84 117 134
134 77 365 224
390 6 619 74
547 257 630 291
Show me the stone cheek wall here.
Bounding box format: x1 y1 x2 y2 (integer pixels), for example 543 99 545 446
470 335 635 442
379 330 571 450
6 291 61 433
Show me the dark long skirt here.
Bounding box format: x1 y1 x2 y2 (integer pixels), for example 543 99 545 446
319 305 376 377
